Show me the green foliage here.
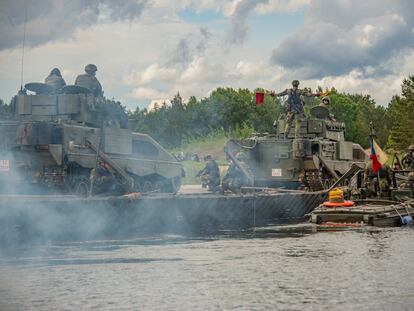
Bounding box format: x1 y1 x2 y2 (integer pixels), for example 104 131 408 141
128 89 283 148
127 76 411 152
325 90 390 148
230 123 254 139
387 76 414 150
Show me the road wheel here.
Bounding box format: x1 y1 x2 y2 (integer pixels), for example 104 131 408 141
142 181 153 193
154 180 164 192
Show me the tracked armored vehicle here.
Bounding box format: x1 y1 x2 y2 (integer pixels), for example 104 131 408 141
0 83 182 195
226 105 368 191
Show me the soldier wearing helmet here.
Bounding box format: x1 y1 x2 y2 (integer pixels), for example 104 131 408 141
75 64 103 97
363 159 394 198
44 68 66 92
270 80 319 139
196 155 221 192
319 96 336 121
402 145 414 169
222 152 251 193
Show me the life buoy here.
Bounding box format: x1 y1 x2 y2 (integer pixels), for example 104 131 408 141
322 200 355 208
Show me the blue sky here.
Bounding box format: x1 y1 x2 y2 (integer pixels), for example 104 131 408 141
0 0 413 109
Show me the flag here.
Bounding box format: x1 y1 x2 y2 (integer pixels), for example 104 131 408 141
370 136 382 173
255 92 264 105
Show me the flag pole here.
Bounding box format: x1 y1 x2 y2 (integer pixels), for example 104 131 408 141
370 122 382 195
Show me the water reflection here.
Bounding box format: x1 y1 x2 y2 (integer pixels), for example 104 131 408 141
0 226 413 311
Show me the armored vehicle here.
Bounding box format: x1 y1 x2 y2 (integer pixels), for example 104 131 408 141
0 83 182 195
226 105 368 191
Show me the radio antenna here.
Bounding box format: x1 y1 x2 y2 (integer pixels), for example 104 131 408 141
20 7 28 91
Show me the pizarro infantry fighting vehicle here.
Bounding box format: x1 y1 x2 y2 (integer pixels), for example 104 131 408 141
226 105 368 191
0 83 182 195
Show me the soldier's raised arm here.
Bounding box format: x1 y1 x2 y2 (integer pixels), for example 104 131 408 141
269 89 289 97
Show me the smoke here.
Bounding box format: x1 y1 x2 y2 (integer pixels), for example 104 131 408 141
226 0 268 45
168 27 212 67
0 0 150 50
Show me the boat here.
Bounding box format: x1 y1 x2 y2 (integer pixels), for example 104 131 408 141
310 188 414 230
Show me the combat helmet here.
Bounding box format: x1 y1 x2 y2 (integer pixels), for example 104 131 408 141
85 64 98 74
292 80 300 87
50 68 62 77
409 144 414 151
322 96 330 104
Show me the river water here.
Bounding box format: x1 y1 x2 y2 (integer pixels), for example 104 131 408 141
0 225 413 311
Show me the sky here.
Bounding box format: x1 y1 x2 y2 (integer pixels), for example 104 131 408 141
0 0 413 110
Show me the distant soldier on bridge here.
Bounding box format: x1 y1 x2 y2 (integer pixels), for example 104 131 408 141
402 145 414 169
270 80 319 139
196 155 221 192
363 161 394 198
222 152 251 193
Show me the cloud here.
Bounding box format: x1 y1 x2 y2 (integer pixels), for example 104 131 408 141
271 0 414 79
124 63 177 85
255 0 311 14
0 0 150 50
128 87 170 100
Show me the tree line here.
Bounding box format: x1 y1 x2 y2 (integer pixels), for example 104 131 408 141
1 76 414 151
129 76 414 151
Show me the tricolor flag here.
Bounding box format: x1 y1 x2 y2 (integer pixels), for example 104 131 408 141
370 136 382 173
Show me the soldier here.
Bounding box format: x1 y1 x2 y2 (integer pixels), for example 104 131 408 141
44 68 66 92
75 64 103 97
222 152 250 193
363 161 394 198
318 96 336 121
90 161 115 194
402 145 414 169
399 171 414 191
196 155 220 192
270 80 319 139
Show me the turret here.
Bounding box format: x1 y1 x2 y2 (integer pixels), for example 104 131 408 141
13 83 128 129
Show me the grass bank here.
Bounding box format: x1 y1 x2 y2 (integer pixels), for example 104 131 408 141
171 131 231 185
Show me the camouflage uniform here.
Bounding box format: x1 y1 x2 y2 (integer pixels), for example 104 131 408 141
402 145 414 169
45 68 66 92
318 96 336 121
399 171 414 191
90 165 114 194
363 162 393 197
222 152 251 193
273 80 317 139
199 156 221 191
75 64 103 97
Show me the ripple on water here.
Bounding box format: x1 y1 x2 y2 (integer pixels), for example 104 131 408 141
0 227 413 310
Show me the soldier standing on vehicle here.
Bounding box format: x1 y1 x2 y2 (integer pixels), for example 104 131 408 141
319 96 336 121
45 68 66 92
270 80 319 139
196 155 221 192
402 145 414 169
75 64 103 97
